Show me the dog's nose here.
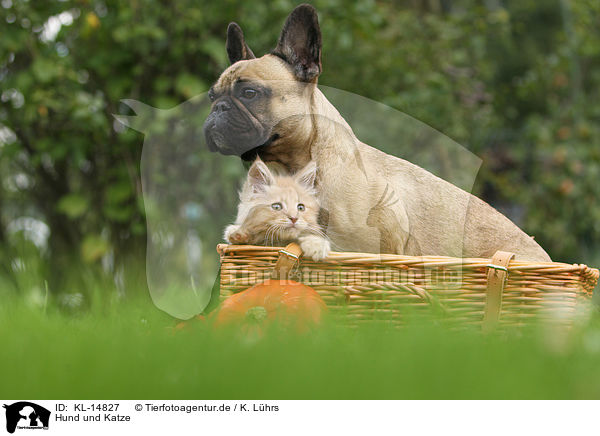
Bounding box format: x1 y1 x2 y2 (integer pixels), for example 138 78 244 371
215 100 231 113
289 217 298 224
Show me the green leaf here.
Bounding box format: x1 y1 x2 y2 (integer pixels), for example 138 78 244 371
105 180 133 204
104 204 134 222
201 37 228 68
31 58 58 83
57 194 89 219
81 235 110 263
175 73 206 99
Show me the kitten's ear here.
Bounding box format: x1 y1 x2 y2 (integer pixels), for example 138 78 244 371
294 160 318 189
248 158 275 193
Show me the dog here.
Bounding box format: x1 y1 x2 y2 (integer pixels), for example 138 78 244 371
203 4 551 261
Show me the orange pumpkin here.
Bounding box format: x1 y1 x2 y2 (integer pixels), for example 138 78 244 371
213 278 327 335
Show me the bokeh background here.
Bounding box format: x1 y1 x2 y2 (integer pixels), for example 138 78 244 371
1 0 599 308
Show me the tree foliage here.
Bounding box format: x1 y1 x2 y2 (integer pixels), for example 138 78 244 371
1 0 599 296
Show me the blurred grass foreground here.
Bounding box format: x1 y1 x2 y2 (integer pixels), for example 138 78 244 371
1 1 600 398
3 295 600 399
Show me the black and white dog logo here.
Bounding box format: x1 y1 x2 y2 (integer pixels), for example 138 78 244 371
3 402 50 434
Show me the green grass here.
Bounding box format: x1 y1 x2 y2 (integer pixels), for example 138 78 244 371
2 293 600 399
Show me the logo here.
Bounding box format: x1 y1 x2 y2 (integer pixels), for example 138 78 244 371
3 402 50 434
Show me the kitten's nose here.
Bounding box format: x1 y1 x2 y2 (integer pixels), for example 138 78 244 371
289 217 298 224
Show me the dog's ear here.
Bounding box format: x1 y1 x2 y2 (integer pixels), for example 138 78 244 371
248 157 275 193
273 4 322 82
294 160 318 190
226 22 256 64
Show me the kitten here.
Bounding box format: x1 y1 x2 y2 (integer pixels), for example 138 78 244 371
224 158 330 261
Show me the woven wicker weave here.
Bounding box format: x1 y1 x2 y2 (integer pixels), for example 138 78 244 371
217 244 599 328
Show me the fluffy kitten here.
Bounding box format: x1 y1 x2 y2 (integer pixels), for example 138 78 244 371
224 158 330 261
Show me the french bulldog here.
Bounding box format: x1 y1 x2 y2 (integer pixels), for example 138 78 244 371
203 4 551 261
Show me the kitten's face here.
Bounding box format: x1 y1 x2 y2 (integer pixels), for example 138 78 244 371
252 177 320 242
241 158 320 245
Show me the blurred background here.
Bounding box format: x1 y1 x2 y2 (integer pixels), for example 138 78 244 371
1 0 599 309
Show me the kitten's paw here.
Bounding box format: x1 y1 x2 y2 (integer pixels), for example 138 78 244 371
224 225 249 244
224 224 239 242
299 235 330 261
230 230 250 244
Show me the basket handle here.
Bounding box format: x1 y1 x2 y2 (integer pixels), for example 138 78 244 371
482 250 515 333
271 242 303 280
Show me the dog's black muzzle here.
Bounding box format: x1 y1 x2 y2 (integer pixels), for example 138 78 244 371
203 96 270 156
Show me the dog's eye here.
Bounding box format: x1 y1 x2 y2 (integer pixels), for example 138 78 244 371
297 203 305 211
241 88 258 99
271 202 282 211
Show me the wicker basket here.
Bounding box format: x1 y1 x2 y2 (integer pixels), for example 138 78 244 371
217 244 599 329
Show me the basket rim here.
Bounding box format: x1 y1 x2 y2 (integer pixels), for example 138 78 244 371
216 243 600 278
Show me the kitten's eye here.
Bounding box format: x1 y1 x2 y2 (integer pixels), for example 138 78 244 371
241 88 257 99
271 202 282 211
297 203 305 212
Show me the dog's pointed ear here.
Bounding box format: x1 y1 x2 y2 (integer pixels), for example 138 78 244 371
226 22 256 64
273 4 322 82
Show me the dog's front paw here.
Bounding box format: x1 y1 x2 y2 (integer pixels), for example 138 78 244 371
224 225 249 244
299 235 330 261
